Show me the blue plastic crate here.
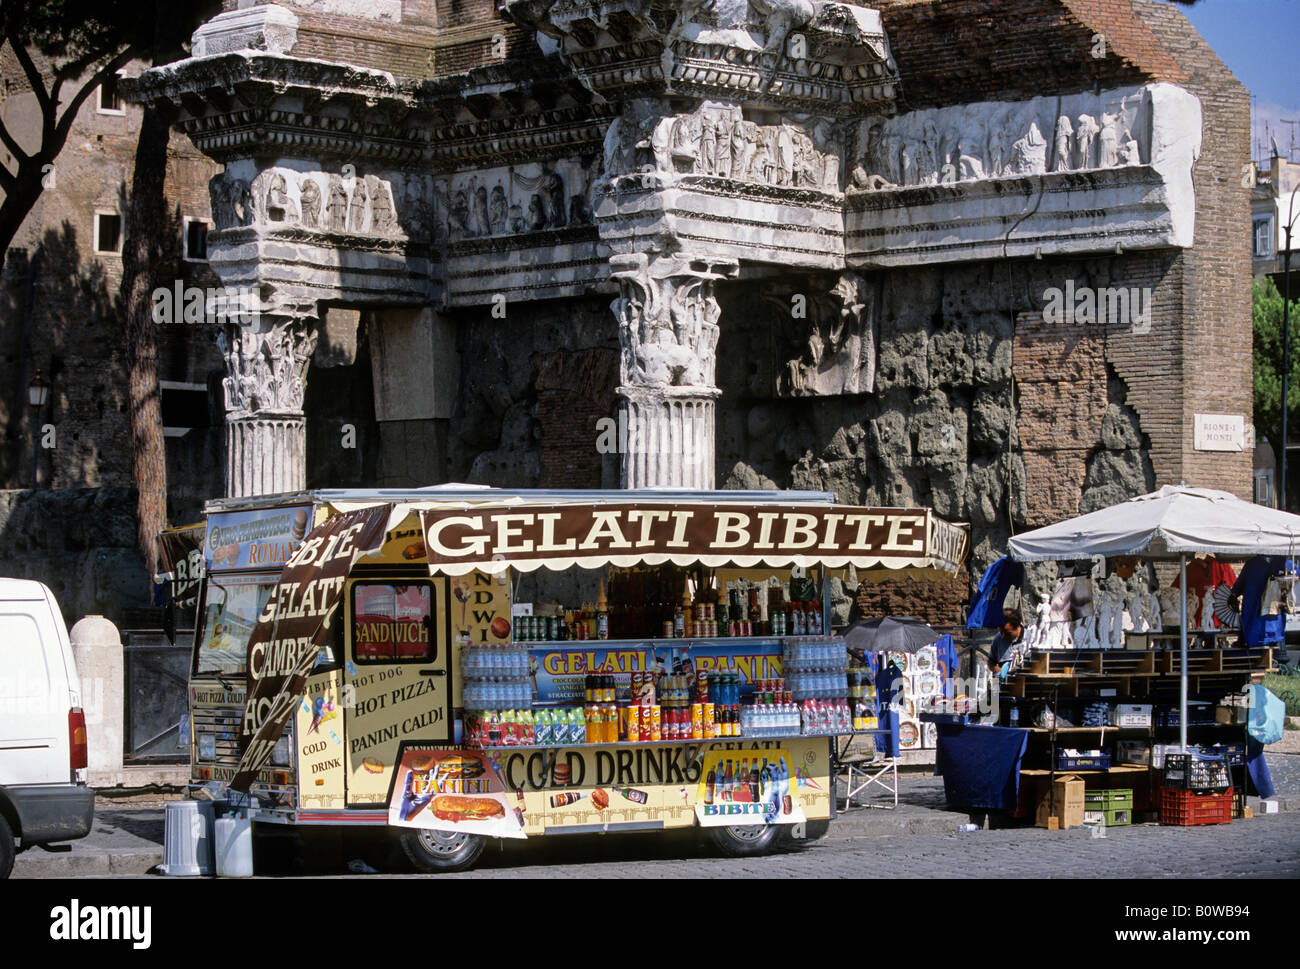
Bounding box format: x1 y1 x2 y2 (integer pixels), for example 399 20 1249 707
1054 749 1112 770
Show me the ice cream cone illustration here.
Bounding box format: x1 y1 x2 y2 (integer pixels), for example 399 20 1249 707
453 581 471 625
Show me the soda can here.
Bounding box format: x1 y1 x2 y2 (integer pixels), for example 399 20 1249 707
691 703 703 739
663 620 675 639
650 705 662 742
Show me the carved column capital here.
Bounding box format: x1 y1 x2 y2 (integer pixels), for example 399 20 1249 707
609 252 735 489
610 251 737 391
217 316 319 420
217 315 318 497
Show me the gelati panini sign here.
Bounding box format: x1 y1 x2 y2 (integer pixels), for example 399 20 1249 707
230 508 388 793
419 503 966 575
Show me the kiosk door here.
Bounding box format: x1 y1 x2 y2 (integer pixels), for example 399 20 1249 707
343 578 451 805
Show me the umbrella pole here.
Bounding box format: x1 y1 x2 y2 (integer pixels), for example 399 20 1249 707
1180 553 1188 752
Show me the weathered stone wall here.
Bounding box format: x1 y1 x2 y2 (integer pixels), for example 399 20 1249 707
714 253 1169 615
449 296 618 487
0 488 151 624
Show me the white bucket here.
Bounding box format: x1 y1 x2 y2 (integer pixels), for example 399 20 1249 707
214 813 254 877
161 801 215 876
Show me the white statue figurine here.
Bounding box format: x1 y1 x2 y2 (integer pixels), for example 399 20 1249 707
1072 615 1095 649
1128 592 1147 633
1143 589 1162 631
1201 588 1217 634
1034 599 1053 649
1094 592 1119 649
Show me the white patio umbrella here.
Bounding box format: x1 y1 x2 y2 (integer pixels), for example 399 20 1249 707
1008 485 1300 749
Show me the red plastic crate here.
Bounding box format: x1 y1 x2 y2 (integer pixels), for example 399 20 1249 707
1159 786 1233 826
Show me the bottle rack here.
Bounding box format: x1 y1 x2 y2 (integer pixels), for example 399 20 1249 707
461 645 531 711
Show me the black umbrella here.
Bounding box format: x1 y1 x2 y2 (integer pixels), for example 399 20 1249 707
843 616 940 655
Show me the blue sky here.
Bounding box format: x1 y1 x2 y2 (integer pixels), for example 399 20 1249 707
1178 0 1300 160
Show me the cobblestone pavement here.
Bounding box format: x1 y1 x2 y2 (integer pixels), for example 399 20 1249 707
411 812 1300 880
14 753 1299 878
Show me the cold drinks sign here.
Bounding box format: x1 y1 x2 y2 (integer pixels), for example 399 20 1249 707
418 503 966 575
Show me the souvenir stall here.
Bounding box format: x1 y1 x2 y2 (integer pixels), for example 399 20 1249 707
844 617 961 754
937 486 1288 828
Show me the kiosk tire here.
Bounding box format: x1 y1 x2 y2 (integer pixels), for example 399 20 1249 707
708 823 781 857
397 827 485 873
0 814 13 879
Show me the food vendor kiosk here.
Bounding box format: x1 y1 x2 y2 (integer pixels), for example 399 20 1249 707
180 487 967 872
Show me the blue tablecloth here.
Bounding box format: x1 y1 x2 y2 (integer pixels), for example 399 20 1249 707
935 723 1030 811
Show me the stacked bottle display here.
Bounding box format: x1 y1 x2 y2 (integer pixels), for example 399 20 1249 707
583 675 620 744
783 637 850 736
462 645 532 711
740 678 800 738
848 668 878 730
599 566 826 640
782 638 849 699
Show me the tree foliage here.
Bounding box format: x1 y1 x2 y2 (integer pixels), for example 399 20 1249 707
1253 275 1300 485
0 1 207 271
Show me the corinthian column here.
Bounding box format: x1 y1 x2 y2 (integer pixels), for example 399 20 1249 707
611 252 737 489
217 317 319 497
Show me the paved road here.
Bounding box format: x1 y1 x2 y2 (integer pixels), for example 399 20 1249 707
384 812 1300 879
16 754 1300 879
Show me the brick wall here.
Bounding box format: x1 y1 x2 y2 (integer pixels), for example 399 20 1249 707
875 0 1184 109
853 567 970 627
280 5 536 79
1132 0 1253 497
535 348 619 488
1014 309 1108 526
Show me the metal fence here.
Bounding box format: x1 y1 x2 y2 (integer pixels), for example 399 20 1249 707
123 630 193 763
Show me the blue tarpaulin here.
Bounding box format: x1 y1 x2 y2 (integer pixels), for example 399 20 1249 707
935 723 1029 810
1230 557 1288 647
967 556 1024 629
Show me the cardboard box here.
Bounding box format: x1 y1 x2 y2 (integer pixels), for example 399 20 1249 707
1035 774 1086 829
1215 704 1248 725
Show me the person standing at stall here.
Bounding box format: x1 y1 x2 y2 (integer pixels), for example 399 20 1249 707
987 609 1025 676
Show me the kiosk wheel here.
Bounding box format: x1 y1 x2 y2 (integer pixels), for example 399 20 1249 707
397 827 486 873
707 823 781 857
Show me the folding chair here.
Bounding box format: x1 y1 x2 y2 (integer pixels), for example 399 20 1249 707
837 749 898 811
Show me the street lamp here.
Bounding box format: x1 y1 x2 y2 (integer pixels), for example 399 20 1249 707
1279 184 1299 511
27 370 48 489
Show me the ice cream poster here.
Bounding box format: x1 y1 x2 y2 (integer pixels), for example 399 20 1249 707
387 747 526 839
693 749 807 827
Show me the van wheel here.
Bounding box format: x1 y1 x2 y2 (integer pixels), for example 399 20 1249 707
397 828 485 873
0 814 14 879
707 823 781 858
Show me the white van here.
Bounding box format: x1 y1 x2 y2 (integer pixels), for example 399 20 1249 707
0 579 94 878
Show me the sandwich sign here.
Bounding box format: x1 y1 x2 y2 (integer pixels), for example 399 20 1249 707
388 747 526 839
230 507 389 794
